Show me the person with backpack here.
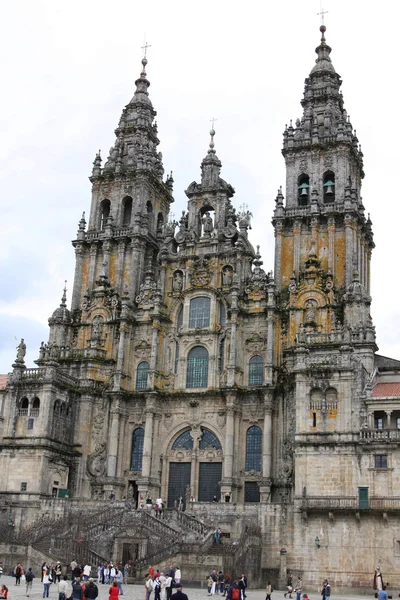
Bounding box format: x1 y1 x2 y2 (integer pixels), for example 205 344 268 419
25 568 35 597
266 581 273 600
227 581 240 600
238 575 247 600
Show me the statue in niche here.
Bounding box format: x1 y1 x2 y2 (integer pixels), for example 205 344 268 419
304 299 317 324
173 271 183 293
92 316 103 341
202 212 213 237
222 266 233 287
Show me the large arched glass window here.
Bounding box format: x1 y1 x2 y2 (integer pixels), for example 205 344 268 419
172 430 194 450
220 302 226 327
136 361 149 391
199 428 222 450
249 355 263 386
186 346 209 388
245 426 262 471
130 427 144 471
189 297 211 329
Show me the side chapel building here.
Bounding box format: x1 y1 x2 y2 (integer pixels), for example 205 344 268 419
1 25 400 586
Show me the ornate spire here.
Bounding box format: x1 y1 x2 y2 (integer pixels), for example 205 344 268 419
201 125 222 187
282 25 362 167
60 281 67 307
99 54 164 181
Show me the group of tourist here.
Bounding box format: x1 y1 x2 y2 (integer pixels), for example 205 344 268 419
206 571 247 600
144 565 183 600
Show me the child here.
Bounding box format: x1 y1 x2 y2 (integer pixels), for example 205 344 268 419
207 576 213 596
0 585 8 599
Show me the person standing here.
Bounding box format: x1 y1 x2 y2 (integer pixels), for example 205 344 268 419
170 585 188 600
266 581 273 600
115 568 124 596
377 586 388 600
85 578 99 600
145 574 154 600
42 569 52 599
55 562 62 584
165 574 173 600
294 576 302 600
70 560 77 579
0 563 3 579
58 576 69 600
238 575 247 600
72 578 83 600
223 574 231 597
214 528 221 545
154 576 161 600
15 563 23 586
210 570 217 596
321 579 331 600
374 568 384 592
83 565 91 582
123 565 129 586
174 567 181 586
109 581 119 600
25 568 35 597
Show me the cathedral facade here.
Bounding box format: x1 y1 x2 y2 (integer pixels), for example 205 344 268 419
1 25 400 587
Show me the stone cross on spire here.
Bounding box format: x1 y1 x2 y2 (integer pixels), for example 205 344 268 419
317 2 328 26
141 40 151 58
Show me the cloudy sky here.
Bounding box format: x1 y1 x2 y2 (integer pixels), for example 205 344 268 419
0 0 399 372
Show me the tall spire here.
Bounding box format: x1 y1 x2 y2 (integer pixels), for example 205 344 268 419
98 53 164 181
201 124 222 187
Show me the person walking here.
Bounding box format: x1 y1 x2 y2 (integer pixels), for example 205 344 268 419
115 567 124 596
15 563 23 586
210 571 218 596
25 568 35 597
58 576 69 600
321 580 331 600
42 569 52 598
294 576 302 600
266 581 273 600
123 565 129 586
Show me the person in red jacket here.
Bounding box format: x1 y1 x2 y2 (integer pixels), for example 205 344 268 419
109 582 119 600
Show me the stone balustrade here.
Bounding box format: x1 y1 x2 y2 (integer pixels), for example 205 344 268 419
360 428 400 442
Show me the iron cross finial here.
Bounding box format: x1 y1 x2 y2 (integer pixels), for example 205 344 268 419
317 1 328 26
141 40 151 59
210 117 218 131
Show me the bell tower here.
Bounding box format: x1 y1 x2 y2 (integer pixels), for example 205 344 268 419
273 25 375 351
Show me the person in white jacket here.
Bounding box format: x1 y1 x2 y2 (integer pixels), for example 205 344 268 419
174 568 181 585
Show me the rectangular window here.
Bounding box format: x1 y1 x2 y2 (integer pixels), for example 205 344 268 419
375 455 388 469
27 418 34 430
312 412 317 427
358 486 369 509
21 482 27 492
244 481 260 503
375 418 384 430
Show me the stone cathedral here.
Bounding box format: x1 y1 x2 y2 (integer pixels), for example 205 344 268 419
2 25 400 589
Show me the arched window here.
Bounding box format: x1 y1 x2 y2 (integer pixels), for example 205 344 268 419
130 427 144 471
245 426 262 471
100 199 110 230
220 302 226 327
30 397 40 417
172 430 194 450
18 397 29 416
249 355 263 386
310 388 323 410
122 196 132 226
146 201 153 213
189 297 211 329
186 346 209 389
136 361 149 391
323 171 335 203
326 387 338 409
298 174 310 206
199 428 222 450
177 305 183 330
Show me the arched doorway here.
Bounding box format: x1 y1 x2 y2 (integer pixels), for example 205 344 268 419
166 427 223 507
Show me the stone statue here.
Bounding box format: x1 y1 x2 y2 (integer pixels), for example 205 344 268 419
373 567 384 592
16 338 26 363
173 271 183 292
222 267 233 287
202 212 213 237
92 316 102 341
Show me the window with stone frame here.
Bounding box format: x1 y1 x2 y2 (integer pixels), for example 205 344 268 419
99 198 110 230
122 196 133 226
375 454 388 469
220 302 226 327
30 397 40 417
199 428 222 450
218 338 225 372
189 297 211 329
245 425 262 471
177 305 183 330
18 397 29 417
186 346 209 388
172 430 194 450
136 361 149 391
249 355 263 386
130 427 144 471
174 341 180 374
20 482 27 492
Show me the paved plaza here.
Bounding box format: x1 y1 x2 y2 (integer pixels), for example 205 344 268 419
0 576 382 600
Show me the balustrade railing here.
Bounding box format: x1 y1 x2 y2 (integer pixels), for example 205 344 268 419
360 429 400 442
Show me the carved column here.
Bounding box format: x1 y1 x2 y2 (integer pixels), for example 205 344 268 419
227 286 239 386
293 219 302 276
345 214 354 287
221 401 235 499
107 398 121 477
71 245 84 311
103 240 112 280
130 239 141 301
367 248 372 294
88 242 99 289
274 220 283 290
148 319 160 390
327 216 335 276
260 395 273 503
116 240 126 291
386 411 392 429
141 401 155 480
